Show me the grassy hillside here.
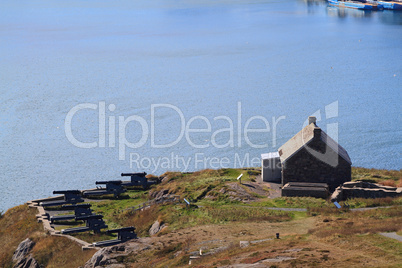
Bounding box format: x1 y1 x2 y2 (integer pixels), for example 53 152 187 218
0 205 95 268
0 167 401 267
352 167 402 186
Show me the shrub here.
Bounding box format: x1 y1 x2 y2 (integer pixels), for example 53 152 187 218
379 180 396 187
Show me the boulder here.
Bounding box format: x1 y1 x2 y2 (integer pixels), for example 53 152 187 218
239 241 250 248
85 245 126 268
149 221 167 236
85 248 110 267
85 239 152 268
149 221 161 236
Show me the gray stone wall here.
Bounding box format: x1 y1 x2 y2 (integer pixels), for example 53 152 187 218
331 181 402 201
281 138 351 191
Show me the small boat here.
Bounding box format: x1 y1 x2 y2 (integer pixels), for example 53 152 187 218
375 0 402 10
328 0 384 10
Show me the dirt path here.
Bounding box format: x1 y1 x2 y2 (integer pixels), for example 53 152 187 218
379 232 402 242
350 206 393 211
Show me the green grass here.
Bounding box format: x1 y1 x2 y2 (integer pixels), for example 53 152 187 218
88 189 149 230
340 197 402 209
249 197 329 208
154 169 259 203
352 167 401 186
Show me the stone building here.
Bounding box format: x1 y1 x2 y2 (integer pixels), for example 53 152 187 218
278 117 352 191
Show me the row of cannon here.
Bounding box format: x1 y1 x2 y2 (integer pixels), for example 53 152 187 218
38 172 157 247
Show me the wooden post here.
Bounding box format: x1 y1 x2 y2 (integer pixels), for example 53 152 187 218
237 174 243 184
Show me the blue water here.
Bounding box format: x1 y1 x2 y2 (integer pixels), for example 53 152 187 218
0 0 401 212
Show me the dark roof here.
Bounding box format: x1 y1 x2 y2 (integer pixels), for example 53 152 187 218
278 123 351 165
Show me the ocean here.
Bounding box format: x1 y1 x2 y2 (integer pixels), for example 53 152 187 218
0 0 401 212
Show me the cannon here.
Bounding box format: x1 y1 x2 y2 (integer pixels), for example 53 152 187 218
40 190 84 207
93 226 137 247
121 172 147 177
62 203 91 210
50 203 93 223
121 172 158 189
61 214 107 234
83 180 126 198
96 180 123 185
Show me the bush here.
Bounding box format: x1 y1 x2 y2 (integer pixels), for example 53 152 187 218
379 180 396 187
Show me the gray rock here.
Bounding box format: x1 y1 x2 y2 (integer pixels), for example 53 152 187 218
13 238 39 268
85 247 115 268
149 220 168 236
13 255 40 268
149 189 169 199
13 238 35 262
239 241 250 248
155 190 169 199
85 240 152 268
149 220 161 236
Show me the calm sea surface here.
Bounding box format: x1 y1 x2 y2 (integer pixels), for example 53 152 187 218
0 0 401 212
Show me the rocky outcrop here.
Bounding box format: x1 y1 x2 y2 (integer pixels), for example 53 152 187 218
226 183 258 202
84 239 152 268
149 189 169 199
149 220 167 236
160 176 170 184
12 238 40 268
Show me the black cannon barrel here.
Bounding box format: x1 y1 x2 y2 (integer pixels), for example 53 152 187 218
76 214 103 221
53 190 81 195
96 180 122 185
62 203 91 209
107 226 135 233
121 172 146 177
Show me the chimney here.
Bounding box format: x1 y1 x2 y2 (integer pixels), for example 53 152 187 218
308 116 316 125
313 127 321 138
